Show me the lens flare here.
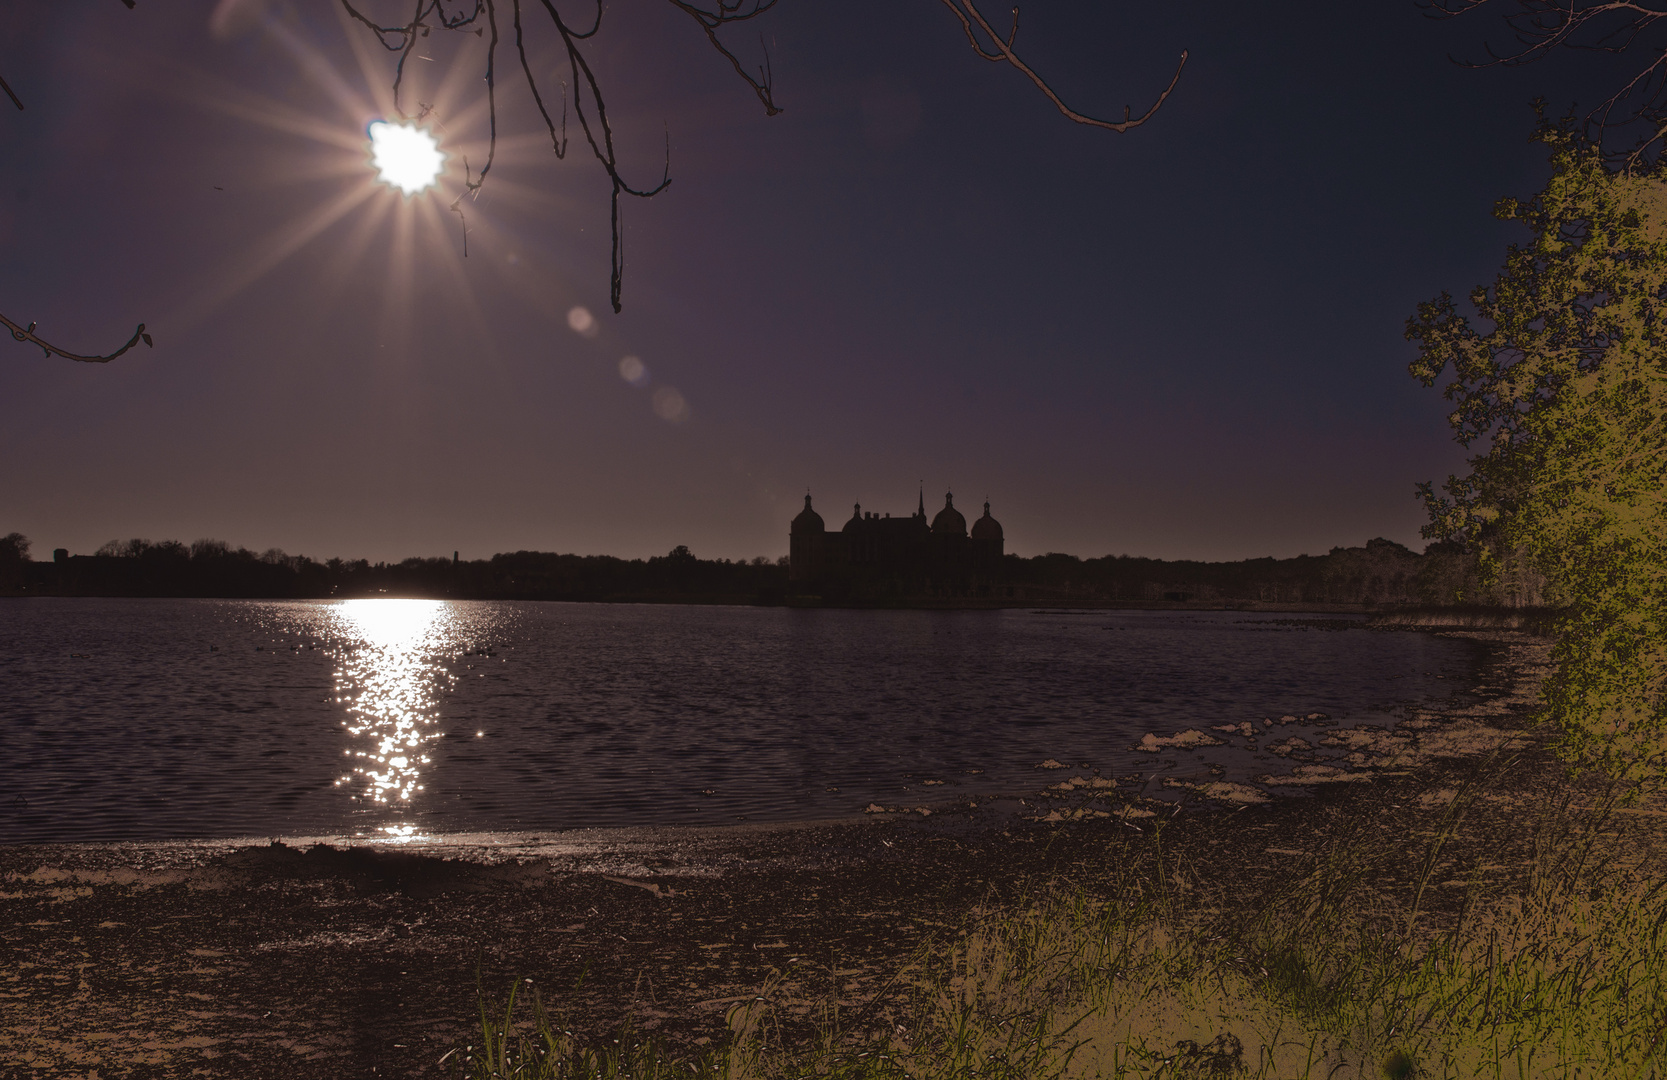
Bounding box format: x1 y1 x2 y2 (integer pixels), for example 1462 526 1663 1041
567 305 598 337
367 121 445 195
653 386 690 423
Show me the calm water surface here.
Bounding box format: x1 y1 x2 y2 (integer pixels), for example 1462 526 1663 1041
0 599 1483 843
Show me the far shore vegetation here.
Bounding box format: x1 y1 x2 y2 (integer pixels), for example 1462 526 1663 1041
1 529 1541 610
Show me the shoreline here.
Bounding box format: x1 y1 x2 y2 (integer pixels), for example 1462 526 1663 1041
0 628 1568 1078
1 592 1554 619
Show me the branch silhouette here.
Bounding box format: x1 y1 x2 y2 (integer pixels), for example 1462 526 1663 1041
2 315 152 364
344 0 727 312
939 0 1187 132
4 0 147 364
1424 0 1667 153
347 0 1186 312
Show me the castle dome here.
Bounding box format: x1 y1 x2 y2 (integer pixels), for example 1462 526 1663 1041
971 501 1003 541
842 503 864 532
931 492 967 536
791 494 825 535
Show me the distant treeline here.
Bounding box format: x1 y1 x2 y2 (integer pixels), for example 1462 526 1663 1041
0 535 790 605
1004 537 1544 609
0 531 1542 609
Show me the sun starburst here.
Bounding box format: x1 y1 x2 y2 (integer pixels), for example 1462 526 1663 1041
367 120 445 195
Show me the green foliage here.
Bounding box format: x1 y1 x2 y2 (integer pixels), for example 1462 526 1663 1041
1407 115 1667 786
450 977 707 1080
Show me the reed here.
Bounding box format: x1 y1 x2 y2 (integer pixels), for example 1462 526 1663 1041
443 975 710 1080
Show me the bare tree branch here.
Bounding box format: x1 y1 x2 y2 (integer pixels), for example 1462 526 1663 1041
2 314 152 363
4 0 138 113
345 0 727 311
939 0 1187 132
512 0 568 157
5 0 148 364
1424 0 1667 154
341 0 487 119
347 1 1184 312
663 0 782 116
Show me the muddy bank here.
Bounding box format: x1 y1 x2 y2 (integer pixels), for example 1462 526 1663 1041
9 628 1645 1080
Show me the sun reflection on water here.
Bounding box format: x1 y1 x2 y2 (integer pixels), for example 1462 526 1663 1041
330 599 456 820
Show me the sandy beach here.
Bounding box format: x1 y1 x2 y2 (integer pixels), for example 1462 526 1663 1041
12 627 1656 1080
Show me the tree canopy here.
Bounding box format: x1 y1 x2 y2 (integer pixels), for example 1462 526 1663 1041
1407 117 1667 785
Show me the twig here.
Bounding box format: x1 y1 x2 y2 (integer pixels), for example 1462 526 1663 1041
939 0 1187 132
344 0 772 310
2 314 152 363
346 0 1184 311
1422 0 1667 153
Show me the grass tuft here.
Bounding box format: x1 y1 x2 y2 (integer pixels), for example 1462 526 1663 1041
451 789 1667 1080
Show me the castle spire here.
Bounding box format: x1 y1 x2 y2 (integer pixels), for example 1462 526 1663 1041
917 484 925 518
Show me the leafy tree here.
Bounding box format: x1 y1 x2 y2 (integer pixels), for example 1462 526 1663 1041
1407 116 1667 787
0 531 30 591
0 531 28 561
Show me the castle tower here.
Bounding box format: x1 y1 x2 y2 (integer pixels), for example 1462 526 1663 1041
971 500 1004 576
789 494 826 582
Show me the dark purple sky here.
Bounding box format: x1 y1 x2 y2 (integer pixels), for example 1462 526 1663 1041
0 1 1619 563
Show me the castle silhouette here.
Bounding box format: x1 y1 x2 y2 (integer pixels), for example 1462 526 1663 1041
789 489 1005 596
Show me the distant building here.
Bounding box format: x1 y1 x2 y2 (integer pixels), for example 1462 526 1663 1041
789 490 1004 596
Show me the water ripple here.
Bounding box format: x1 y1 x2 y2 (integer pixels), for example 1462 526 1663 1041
0 600 1482 842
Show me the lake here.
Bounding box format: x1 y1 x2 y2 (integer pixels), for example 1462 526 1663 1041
0 598 1483 844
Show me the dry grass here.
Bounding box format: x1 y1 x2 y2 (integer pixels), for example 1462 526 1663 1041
452 774 1667 1080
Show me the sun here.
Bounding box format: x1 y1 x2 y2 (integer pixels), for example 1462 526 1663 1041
367 120 445 195
170 15 575 340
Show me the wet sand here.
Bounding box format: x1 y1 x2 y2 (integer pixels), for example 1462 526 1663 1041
9 628 1651 1080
